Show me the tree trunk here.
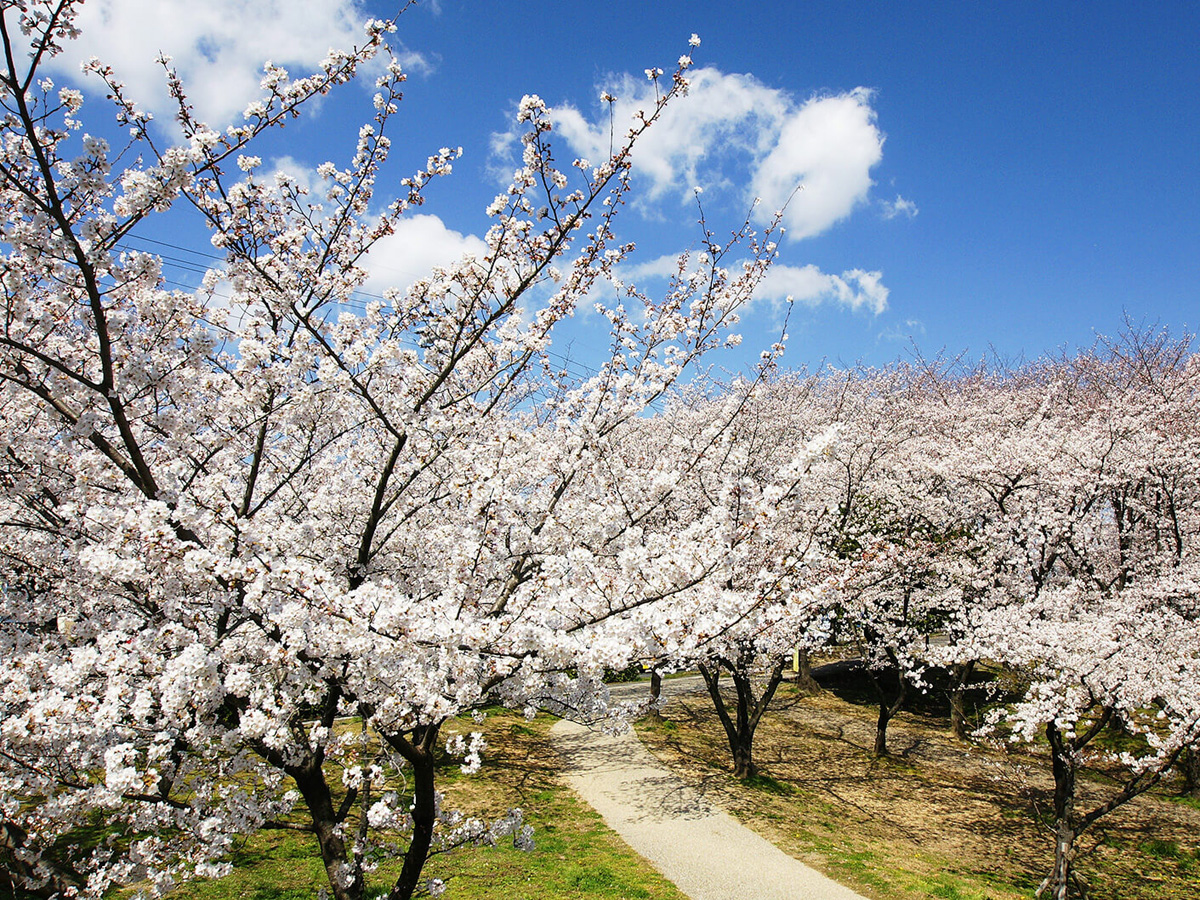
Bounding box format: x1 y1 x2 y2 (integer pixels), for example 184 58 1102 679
794 647 821 694
1043 821 1078 900
1178 746 1200 797
873 702 892 757
386 724 441 900
291 761 365 900
731 731 755 780
699 661 754 778
869 667 908 757
1 818 83 898
648 666 663 719
1031 708 1183 899
948 660 975 740
1038 722 1078 900
698 654 786 780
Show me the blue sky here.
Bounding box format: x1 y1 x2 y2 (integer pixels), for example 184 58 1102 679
50 1 1200 373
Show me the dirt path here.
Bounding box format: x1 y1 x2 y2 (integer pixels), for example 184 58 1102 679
550 716 868 900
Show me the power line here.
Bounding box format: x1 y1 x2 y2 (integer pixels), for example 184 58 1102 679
123 232 603 382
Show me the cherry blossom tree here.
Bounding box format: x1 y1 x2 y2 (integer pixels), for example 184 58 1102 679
959 334 1200 900
806 365 975 757
0 4 781 898
637 372 837 779
800 343 1200 893
669 364 981 771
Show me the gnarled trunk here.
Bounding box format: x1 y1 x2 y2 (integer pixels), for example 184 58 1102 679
948 660 975 740
699 652 786 780
385 723 441 900
1043 821 1079 900
868 665 908 757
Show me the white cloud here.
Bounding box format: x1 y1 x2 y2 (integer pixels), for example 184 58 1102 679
215 156 488 305
553 68 788 204
608 253 889 317
878 318 927 344
46 0 429 127
882 194 919 219
620 253 690 281
756 264 889 315
537 67 883 241
192 209 487 328
268 155 323 195
751 88 883 240
360 214 489 298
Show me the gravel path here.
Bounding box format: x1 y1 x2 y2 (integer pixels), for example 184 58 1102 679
550 713 868 900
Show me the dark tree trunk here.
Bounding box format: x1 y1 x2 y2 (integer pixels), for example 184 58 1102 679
698 652 786 780
250 690 368 900
1 818 83 898
1039 721 1078 900
731 732 755 780
649 666 663 718
868 666 908 757
386 723 441 900
290 759 365 900
794 647 821 694
948 660 975 740
1178 745 1200 797
274 716 449 900
1032 708 1184 899
1045 820 1079 900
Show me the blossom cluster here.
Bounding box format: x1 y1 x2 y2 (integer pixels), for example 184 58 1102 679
0 7 780 899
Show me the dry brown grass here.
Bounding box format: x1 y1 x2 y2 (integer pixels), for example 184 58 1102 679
636 681 1200 900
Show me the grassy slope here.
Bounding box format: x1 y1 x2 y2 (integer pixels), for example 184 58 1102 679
112 677 1200 900
636 681 1200 900
154 710 686 900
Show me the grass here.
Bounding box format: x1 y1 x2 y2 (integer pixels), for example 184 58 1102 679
146 709 687 900
418 780 685 900
743 772 794 795
165 831 328 900
635 676 1200 900
40 669 1200 900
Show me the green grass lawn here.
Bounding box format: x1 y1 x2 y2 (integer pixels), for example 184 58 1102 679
58 679 1200 900
143 710 686 900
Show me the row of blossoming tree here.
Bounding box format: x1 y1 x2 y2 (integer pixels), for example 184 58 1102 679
668 338 1200 900
1 4 1197 900
0 2 799 898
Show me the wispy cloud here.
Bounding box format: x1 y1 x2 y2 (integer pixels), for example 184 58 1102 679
619 254 690 281
881 194 919 219
515 67 883 242
877 318 927 344
603 253 889 317
756 264 889 315
47 0 430 127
